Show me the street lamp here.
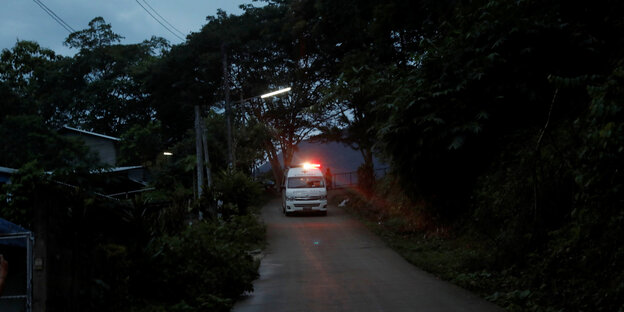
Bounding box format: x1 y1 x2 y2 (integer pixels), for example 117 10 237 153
226 87 291 169
260 87 291 99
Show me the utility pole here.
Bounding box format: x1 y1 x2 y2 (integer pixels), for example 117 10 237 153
200 118 212 188
222 43 234 169
200 118 215 218
194 104 204 198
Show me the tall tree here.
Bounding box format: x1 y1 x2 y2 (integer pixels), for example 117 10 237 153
0 41 74 126
299 0 441 189
64 17 168 136
227 3 329 184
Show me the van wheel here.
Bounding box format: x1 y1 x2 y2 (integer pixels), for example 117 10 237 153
321 211 327 216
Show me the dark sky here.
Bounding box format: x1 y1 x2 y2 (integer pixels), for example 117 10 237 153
1 0 254 56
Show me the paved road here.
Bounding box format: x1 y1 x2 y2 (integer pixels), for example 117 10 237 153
234 196 504 312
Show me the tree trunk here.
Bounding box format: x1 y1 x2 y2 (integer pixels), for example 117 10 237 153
358 147 375 197
265 140 283 186
361 148 374 171
281 136 297 168
282 146 294 169
200 117 216 218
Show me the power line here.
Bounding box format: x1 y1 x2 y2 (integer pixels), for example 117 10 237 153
32 0 75 33
141 0 186 38
135 0 185 42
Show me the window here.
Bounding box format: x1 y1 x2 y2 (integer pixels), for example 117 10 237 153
287 177 325 188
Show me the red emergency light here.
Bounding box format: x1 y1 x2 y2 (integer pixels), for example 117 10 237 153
302 163 321 169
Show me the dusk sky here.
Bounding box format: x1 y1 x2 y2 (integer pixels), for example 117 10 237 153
1 0 256 56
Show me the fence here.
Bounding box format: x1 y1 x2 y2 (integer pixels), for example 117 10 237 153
0 232 33 312
330 167 389 189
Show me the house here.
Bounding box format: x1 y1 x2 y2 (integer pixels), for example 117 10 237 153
0 218 33 312
59 126 152 198
59 125 120 167
1 127 152 199
0 167 17 186
0 127 155 312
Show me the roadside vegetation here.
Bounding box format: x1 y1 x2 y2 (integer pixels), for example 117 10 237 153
341 167 623 311
2 163 268 311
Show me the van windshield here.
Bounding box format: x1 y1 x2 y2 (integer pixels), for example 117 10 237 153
287 177 325 188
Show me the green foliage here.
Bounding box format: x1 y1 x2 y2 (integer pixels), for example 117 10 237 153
0 41 73 126
234 119 272 173
119 121 164 166
63 17 166 136
212 170 263 217
64 17 124 51
143 216 264 311
470 60 624 311
365 0 623 220
0 9 272 312
0 161 48 227
472 125 577 264
0 115 99 171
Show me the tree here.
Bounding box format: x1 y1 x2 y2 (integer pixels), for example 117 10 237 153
225 3 329 185
297 0 439 192
152 4 330 186
366 0 619 216
0 41 74 127
0 115 98 171
63 17 168 136
118 121 164 166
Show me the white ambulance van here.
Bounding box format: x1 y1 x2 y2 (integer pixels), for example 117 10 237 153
281 163 328 216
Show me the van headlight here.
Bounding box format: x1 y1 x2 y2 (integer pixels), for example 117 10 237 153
320 194 327 200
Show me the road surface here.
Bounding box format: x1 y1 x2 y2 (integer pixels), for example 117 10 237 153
234 196 503 312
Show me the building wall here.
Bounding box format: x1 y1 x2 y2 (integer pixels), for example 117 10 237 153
64 133 118 166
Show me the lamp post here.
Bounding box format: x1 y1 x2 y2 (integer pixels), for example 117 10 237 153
225 87 291 169
260 87 291 98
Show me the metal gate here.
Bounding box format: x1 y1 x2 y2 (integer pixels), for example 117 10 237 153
331 168 389 189
0 232 33 312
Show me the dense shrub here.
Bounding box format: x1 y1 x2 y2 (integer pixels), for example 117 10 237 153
356 162 375 198
211 170 263 218
141 215 264 311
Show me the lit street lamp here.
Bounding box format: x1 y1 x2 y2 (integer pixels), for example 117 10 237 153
225 87 291 169
260 87 292 99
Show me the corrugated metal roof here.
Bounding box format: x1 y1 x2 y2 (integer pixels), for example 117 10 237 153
0 218 29 234
62 125 121 141
90 166 143 174
0 166 17 174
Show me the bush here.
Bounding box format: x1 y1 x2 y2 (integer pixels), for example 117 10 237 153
211 170 263 218
357 162 375 198
141 215 265 311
